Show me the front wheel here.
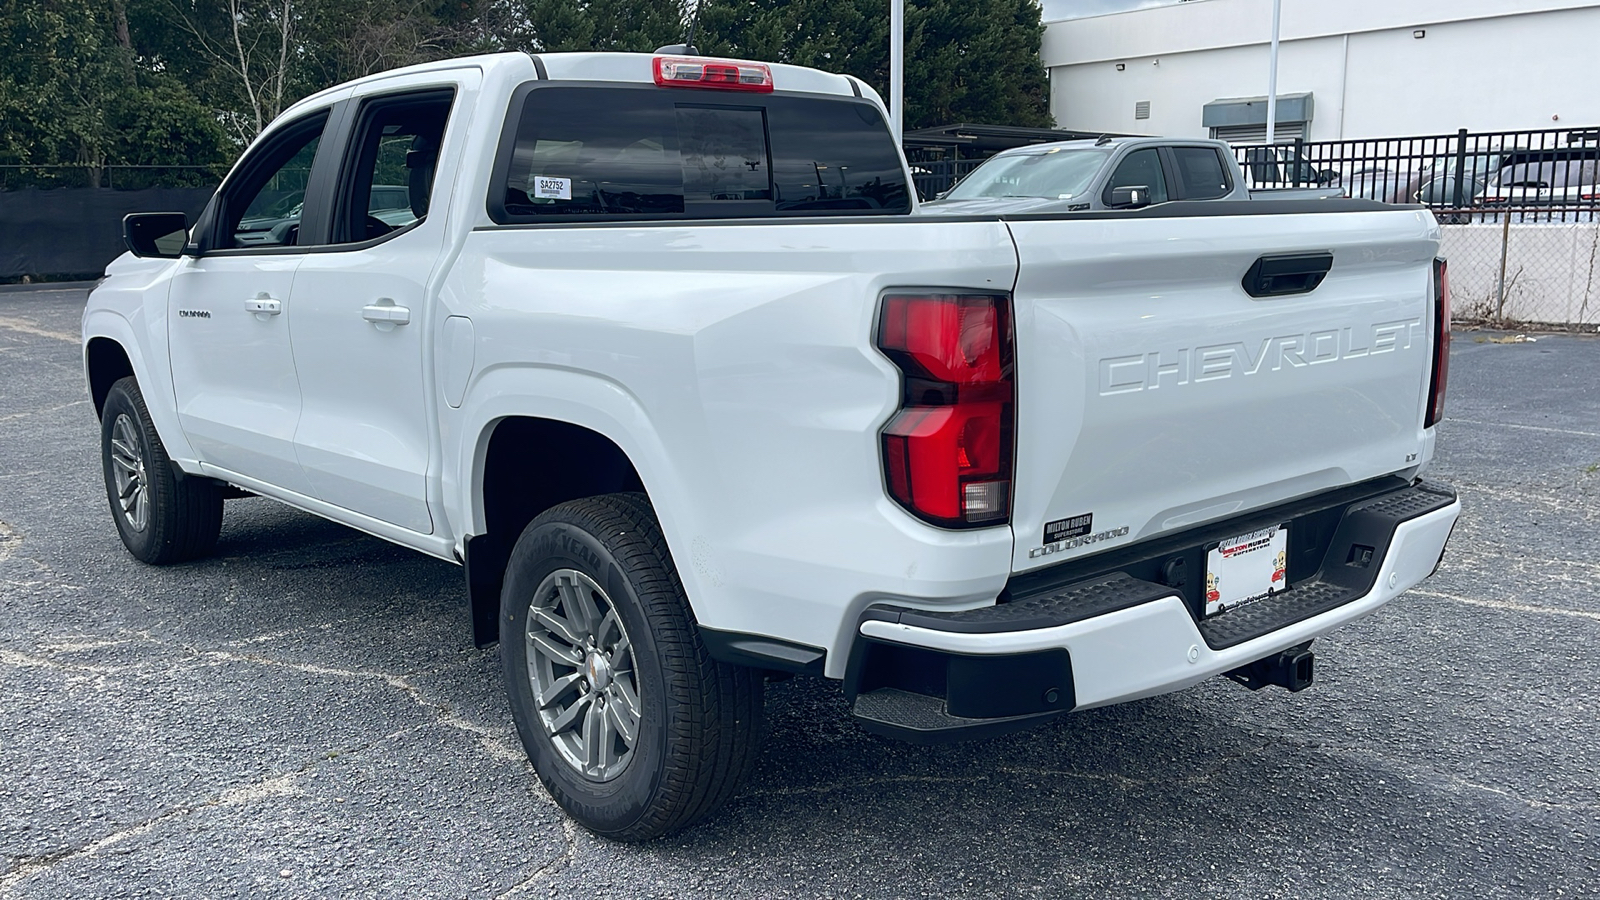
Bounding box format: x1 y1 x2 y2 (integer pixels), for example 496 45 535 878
500 494 763 840
100 376 223 564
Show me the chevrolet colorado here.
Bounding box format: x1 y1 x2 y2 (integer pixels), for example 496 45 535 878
84 50 1459 840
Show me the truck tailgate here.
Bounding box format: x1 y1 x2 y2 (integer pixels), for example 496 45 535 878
1005 208 1441 574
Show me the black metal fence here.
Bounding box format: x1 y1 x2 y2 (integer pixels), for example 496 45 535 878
907 158 985 201
0 165 221 280
1231 126 1600 223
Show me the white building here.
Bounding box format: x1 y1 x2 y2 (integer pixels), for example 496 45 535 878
1041 0 1600 143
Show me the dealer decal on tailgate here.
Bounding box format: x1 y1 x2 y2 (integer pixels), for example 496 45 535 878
1031 513 1130 559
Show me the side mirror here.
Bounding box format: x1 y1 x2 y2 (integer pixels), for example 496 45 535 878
1317 168 1339 186
123 212 189 258
1108 185 1150 209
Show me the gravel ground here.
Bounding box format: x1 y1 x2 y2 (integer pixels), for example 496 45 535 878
1 286 1597 899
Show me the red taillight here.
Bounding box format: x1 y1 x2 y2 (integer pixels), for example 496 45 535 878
1583 193 1599 201
877 293 1015 527
1425 258 1451 428
653 56 774 92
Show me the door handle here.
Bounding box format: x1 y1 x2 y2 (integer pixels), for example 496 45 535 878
361 298 410 330
245 294 282 315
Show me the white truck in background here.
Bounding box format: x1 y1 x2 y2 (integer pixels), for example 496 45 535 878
84 50 1460 840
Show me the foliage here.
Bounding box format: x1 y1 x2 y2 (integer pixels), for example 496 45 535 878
693 0 1052 130
0 0 231 186
507 0 686 54
0 0 1053 185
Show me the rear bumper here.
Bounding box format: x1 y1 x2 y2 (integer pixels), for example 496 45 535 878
845 479 1459 741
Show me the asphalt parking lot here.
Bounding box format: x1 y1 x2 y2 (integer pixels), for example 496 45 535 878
1 285 1597 899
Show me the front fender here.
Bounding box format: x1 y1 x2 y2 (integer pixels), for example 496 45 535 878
81 258 196 464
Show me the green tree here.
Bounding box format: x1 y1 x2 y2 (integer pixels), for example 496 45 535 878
507 0 686 54
136 0 478 141
0 0 230 185
695 0 1052 129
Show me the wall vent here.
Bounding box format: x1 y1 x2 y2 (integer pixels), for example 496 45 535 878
1134 101 1151 120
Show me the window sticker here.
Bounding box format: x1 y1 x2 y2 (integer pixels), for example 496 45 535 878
531 175 572 200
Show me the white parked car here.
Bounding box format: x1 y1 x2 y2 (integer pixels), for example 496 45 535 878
1483 159 1600 209
86 50 1460 839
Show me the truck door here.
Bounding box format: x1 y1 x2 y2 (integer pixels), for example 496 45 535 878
167 108 338 495
287 70 478 534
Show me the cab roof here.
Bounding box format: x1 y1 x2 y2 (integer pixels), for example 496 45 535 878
282 51 870 122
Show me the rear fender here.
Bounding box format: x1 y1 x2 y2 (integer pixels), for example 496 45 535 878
451 365 703 610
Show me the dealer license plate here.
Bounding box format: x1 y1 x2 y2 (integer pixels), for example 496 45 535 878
1205 525 1289 617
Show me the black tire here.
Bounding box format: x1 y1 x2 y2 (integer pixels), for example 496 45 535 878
500 493 763 841
100 376 223 564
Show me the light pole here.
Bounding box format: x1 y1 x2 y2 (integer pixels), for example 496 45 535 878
891 0 904 143
1265 0 1281 145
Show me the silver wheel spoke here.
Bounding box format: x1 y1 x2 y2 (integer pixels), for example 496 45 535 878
546 691 592 735
111 454 140 475
533 607 584 646
527 630 581 666
583 699 605 772
555 576 591 634
538 671 583 709
597 608 618 647
596 703 618 771
605 691 638 745
611 673 640 719
572 589 601 637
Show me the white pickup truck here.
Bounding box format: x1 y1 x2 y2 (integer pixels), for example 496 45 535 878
84 50 1460 840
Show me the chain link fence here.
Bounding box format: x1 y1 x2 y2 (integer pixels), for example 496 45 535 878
1441 217 1600 327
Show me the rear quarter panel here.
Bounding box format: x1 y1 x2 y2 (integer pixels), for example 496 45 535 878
442 218 1020 673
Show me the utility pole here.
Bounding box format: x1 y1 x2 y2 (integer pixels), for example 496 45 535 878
891 0 904 143
1265 0 1282 145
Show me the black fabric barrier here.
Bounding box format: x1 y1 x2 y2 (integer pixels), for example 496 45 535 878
0 186 216 280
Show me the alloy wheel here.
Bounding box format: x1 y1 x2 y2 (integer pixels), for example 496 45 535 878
524 568 641 781
109 414 149 533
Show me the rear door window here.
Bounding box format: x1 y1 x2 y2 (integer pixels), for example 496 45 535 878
492 86 909 222
1170 147 1231 200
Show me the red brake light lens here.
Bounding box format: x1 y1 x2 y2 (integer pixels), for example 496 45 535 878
653 56 774 92
1425 258 1451 428
877 293 1015 527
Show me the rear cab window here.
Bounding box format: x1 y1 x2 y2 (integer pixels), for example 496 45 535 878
488 84 910 223
1170 147 1232 200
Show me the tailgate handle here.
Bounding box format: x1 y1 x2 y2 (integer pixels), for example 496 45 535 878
1243 252 1334 298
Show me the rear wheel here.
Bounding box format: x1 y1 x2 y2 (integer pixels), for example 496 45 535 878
100 377 223 564
500 493 763 840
